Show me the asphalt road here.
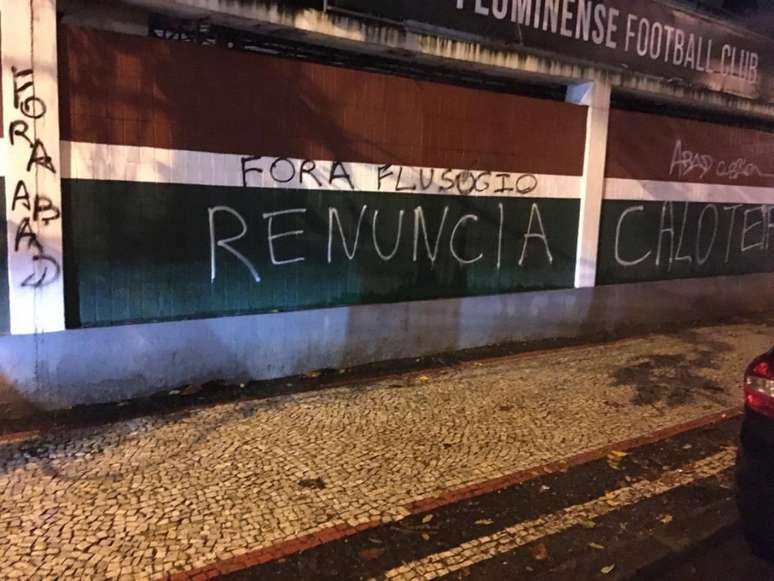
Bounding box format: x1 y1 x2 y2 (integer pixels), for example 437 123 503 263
643 528 774 581
221 418 742 580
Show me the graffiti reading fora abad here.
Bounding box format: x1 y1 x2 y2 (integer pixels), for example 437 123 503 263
8 66 62 288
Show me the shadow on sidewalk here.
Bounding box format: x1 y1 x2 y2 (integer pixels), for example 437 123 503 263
611 329 733 408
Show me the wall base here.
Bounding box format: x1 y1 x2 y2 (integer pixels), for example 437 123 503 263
1 273 773 413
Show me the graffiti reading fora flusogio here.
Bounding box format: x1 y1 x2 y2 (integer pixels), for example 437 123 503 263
9 66 61 288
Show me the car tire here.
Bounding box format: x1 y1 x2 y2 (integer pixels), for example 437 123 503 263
736 448 774 562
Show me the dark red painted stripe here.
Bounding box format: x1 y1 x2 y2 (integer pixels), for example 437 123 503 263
606 108 774 187
58 25 586 176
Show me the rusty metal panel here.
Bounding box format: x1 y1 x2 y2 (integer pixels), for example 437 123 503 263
58 25 587 176
606 108 774 186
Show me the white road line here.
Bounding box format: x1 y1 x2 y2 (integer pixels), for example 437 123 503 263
381 447 736 580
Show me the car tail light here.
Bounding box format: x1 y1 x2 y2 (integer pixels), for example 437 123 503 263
744 350 774 417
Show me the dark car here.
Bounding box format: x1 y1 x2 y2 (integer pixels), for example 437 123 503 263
737 347 774 561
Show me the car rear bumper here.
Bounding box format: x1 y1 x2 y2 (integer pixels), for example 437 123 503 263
740 407 774 462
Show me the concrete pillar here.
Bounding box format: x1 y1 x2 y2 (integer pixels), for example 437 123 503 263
566 79 612 289
1 0 65 334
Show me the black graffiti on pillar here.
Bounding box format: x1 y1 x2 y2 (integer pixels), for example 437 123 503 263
12 216 61 288
8 66 63 289
12 181 31 211
9 120 32 147
12 67 47 120
14 217 42 253
27 140 56 174
20 254 61 288
11 190 61 229
32 195 61 225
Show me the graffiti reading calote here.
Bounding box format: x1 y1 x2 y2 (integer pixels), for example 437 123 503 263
613 201 774 270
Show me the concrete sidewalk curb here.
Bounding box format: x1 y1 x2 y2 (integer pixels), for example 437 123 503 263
0 312 767 439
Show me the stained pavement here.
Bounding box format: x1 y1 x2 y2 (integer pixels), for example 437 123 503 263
0 318 772 579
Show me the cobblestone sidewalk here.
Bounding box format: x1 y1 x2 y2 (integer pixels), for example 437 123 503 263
0 319 771 580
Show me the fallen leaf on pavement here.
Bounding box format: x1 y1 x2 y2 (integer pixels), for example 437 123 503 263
358 548 386 560
608 450 628 459
601 564 616 575
589 542 605 550
475 519 495 525
659 514 673 525
421 533 431 541
180 383 202 396
422 514 434 524
540 485 551 492
578 519 597 529
368 538 383 544
532 543 549 561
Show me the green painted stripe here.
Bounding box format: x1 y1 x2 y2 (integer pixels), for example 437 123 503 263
62 180 579 328
598 200 774 285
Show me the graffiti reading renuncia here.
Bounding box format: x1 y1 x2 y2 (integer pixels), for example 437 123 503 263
207 156 555 285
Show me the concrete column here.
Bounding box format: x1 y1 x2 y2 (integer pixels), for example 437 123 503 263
1 0 65 334
566 79 612 289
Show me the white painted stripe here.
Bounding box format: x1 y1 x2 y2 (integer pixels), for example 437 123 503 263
381 447 734 580
606 177 774 204
60 141 581 199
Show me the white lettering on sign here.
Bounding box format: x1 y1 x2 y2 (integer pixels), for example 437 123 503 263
454 0 761 85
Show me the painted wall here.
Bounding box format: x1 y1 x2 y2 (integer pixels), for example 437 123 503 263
600 109 774 284
4 272 774 411
57 26 587 328
0 18 773 413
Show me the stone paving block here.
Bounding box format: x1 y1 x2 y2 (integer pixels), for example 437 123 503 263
0 320 770 578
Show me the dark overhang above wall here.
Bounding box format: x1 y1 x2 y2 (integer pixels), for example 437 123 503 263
113 0 774 111
326 0 774 105
146 13 568 100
